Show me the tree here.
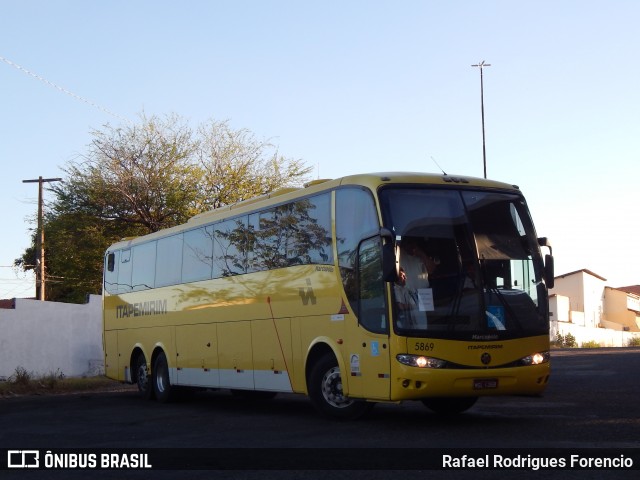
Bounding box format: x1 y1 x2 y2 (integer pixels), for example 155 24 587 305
67 113 201 232
15 113 312 302
196 120 310 209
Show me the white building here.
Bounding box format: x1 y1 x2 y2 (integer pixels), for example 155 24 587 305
549 269 640 347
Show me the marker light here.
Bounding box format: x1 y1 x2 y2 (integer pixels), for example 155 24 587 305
396 354 447 369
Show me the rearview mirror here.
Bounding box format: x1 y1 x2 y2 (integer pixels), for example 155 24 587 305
380 227 398 282
544 254 555 289
538 238 554 289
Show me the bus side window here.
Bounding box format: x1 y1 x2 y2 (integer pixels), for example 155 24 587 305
132 242 156 291
107 253 115 272
214 217 248 277
118 249 132 294
104 251 119 294
156 234 183 287
182 226 214 283
248 208 285 271
285 194 333 266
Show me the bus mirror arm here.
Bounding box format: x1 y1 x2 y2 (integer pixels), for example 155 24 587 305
380 227 399 283
537 237 553 256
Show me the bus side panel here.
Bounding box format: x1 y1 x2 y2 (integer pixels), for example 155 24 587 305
175 323 219 388
104 330 120 381
290 317 305 393
298 315 347 391
218 321 254 389
251 318 293 392
103 294 120 332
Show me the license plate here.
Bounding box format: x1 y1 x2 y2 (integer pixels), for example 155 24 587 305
474 378 498 390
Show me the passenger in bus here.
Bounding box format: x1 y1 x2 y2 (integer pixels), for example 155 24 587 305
399 237 430 292
428 259 459 300
402 236 459 304
394 267 419 328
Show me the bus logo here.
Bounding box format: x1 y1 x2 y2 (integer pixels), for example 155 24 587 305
8 450 39 468
299 279 317 306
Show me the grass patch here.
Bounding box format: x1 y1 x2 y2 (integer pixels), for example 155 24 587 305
0 367 128 398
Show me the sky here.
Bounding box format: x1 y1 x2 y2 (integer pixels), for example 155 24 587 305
1 0 639 299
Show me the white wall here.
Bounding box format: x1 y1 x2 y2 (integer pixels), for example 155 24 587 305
0 295 104 380
551 319 640 347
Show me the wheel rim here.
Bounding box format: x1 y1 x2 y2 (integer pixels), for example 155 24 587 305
320 366 354 408
156 361 167 394
137 362 148 392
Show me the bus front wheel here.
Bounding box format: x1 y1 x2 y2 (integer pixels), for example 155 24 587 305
152 352 175 403
422 396 478 415
308 353 372 420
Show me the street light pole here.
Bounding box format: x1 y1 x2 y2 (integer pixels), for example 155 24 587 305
22 176 62 301
472 60 491 179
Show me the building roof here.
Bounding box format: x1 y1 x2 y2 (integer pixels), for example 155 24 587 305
617 285 640 296
0 298 16 309
554 269 607 282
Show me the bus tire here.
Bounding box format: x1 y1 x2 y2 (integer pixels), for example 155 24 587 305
134 353 154 400
152 351 175 403
308 353 372 420
422 396 478 415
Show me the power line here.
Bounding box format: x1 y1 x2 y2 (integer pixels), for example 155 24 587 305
0 54 132 125
0 276 35 299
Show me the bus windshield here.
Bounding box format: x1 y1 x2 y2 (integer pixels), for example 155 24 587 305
379 187 549 339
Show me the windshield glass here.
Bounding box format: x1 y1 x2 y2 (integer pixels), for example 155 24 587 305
379 187 548 339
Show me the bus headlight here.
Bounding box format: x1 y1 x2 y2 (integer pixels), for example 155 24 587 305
396 354 447 369
518 351 550 366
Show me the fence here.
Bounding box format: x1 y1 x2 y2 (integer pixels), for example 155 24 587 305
551 319 640 347
0 295 103 380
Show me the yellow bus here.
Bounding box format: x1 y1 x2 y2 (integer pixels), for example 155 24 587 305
103 172 554 418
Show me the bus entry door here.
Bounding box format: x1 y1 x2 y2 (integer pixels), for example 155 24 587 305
346 236 391 400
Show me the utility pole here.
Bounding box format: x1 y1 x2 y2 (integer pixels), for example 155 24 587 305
471 60 491 179
22 176 62 301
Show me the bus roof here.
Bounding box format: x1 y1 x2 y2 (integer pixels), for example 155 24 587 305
106 172 520 251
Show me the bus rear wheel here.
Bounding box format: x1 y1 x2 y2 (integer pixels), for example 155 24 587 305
308 353 372 420
152 351 175 403
134 353 154 400
422 396 478 415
